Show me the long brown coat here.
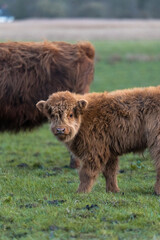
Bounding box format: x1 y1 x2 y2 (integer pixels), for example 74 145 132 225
0 41 94 131
37 87 160 195
0 41 94 168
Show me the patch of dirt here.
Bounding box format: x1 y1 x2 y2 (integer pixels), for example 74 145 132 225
85 204 99 210
17 163 29 168
20 203 38 208
47 200 66 205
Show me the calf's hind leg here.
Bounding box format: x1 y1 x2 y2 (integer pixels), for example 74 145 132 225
154 168 160 195
149 139 160 195
103 155 120 193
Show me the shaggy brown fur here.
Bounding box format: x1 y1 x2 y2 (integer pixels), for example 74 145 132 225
37 87 160 195
0 41 95 168
0 41 94 131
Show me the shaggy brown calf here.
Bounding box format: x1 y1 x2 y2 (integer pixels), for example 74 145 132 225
0 41 95 167
37 87 160 195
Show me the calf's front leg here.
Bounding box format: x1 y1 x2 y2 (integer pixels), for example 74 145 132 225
77 162 100 193
103 155 120 193
69 153 80 169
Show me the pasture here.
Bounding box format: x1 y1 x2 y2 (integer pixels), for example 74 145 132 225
0 40 160 239
1 19 160 41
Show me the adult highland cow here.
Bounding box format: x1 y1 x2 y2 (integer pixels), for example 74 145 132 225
0 41 95 168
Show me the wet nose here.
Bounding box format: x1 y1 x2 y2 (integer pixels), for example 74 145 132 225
56 128 65 134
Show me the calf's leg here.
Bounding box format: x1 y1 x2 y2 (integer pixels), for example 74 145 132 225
103 155 120 193
154 168 160 195
69 153 80 169
77 162 100 193
149 139 160 195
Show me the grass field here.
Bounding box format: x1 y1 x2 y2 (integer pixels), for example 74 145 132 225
0 41 160 240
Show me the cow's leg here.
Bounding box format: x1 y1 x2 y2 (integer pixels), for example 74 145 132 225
103 155 120 193
77 162 100 193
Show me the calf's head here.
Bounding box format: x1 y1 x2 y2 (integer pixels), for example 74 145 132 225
36 91 87 142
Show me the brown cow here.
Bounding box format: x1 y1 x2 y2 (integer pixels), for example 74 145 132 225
37 87 160 195
0 41 95 168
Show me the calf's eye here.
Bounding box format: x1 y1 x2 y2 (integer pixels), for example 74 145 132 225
69 113 73 118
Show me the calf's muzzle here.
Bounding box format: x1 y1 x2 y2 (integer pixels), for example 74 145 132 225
56 127 65 134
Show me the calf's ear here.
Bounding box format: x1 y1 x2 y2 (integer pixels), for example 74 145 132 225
36 100 46 112
36 100 53 117
77 99 88 110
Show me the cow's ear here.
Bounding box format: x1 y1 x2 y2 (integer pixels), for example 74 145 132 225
77 99 88 110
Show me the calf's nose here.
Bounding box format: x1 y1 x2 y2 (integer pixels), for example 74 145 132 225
56 128 65 134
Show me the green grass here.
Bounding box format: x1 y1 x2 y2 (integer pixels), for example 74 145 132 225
0 41 160 240
92 41 160 91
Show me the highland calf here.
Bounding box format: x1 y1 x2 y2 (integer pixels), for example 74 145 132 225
0 41 95 168
37 87 160 195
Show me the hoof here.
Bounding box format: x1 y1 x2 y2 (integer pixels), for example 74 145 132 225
154 191 160 196
106 187 120 193
77 185 91 194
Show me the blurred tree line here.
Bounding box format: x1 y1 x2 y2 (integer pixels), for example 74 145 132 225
0 0 160 19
